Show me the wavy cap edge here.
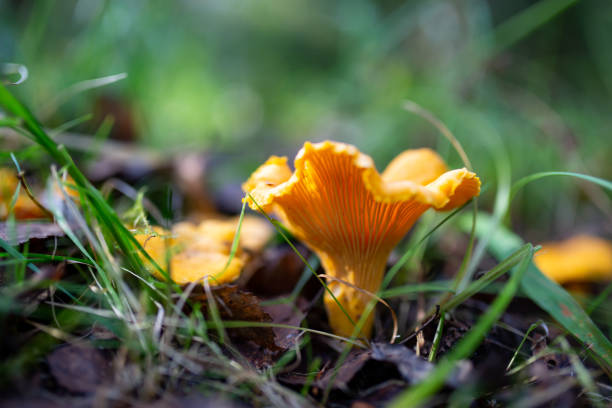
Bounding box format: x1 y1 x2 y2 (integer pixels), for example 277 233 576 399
242 140 481 212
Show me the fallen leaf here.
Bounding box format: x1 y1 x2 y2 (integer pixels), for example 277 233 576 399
17 264 64 315
196 285 278 353
370 343 471 387
312 342 472 392
315 349 372 390
47 344 111 393
246 245 312 297
370 343 432 384
0 222 64 244
353 380 406 406
261 297 309 349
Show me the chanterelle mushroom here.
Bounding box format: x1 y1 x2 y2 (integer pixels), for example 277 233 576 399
0 168 47 220
134 216 272 285
534 235 612 285
242 141 480 338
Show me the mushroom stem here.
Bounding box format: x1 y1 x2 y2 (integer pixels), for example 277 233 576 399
319 252 390 339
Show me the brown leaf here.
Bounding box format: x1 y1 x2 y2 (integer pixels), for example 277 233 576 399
247 246 311 297
262 297 309 349
370 343 432 384
352 380 406 406
16 264 65 315
311 342 472 392
196 285 278 353
370 343 471 387
0 222 64 244
47 344 111 393
314 349 372 390
90 323 118 341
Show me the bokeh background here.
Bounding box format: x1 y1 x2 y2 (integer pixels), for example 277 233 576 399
1 0 611 238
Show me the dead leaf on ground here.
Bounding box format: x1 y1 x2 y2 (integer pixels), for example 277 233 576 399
246 245 313 297
47 344 111 393
370 343 432 384
314 349 372 390
15 263 65 315
353 380 406 407
308 342 472 392
195 285 278 353
90 323 118 341
261 297 310 349
371 343 471 387
0 222 64 244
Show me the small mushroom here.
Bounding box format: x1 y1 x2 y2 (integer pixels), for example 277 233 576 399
0 168 47 220
534 235 612 286
242 141 480 338
134 216 272 285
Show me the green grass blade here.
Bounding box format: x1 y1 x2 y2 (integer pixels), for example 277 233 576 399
460 213 612 370
214 197 247 282
401 100 479 297
458 118 512 292
0 236 41 274
381 281 453 298
587 281 612 315
389 244 533 408
428 312 445 362
492 0 579 54
0 83 171 282
381 204 468 290
506 320 543 371
521 265 612 370
510 171 612 201
48 113 93 137
441 244 532 313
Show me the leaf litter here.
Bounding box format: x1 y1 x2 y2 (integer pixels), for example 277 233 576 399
1 119 611 407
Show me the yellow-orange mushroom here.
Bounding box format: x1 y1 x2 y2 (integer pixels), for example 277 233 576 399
534 235 612 285
0 168 47 220
134 216 272 285
242 141 480 338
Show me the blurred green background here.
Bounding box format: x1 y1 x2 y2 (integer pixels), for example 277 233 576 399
1 0 611 238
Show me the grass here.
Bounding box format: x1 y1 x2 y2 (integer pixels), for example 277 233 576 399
389 244 535 407
1 0 612 404
0 83 317 405
2 78 611 406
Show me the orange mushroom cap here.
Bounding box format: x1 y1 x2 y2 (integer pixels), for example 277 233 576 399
0 168 47 220
134 216 272 285
242 141 480 338
534 235 612 285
